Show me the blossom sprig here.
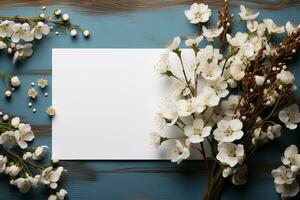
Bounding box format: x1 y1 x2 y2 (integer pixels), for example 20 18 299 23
151 1 300 199
0 7 90 96
272 145 300 198
0 114 67 199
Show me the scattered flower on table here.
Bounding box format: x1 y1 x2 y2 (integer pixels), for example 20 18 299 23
28 88 38 99
37 78 48 89
46 106 56 117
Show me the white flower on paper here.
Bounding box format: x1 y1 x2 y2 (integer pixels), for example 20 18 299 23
170 140 190 164
41 166 64 185
199 62 222 81
10 76 21 87
150 132 163 148
202 26 224 41
14 123 35 149
279 104 300 130
31 22 50 39
176 99 196 117
0 155 7 173
159 98 179 125
154 113 166 129
216 142 244 167
13 43 33 64
11 175 39 193
263 19 285 34
171 79 190 97
239 5 259 21
232 165 248 185
272 165 295 185
167 36 181 51
154 52 169 74
11 23 34 42
184 3 211 24
213 119 244 142
276 70 295 84
0 20 15 38
185 35 203 47
196 86 220 110
32 145 48 160
184 118 211 144
281 145 300 172
247 20 258 32
11 117 20 128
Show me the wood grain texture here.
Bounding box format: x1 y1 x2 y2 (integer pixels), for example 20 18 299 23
1 1 300 199
0 0 299 13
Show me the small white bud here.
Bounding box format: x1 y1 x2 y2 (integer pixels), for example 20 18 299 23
83 30 90 37
5 90 11 98
278 85 283 90
3 114 9 121
250 88 254 93
39 13 45 18
266 79 271 84
54 9 62 16
272 67 276 71
70 29 77 37
7 48 12 54
42 6 46 10
10 76 20 87
62 14 69 21
55 31 59 35
292 49 296 53
283 65 287 70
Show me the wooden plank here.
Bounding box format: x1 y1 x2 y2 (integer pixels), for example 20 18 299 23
0 0 299 13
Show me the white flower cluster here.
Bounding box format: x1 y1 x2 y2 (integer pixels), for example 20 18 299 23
272 145 300 198
151 2 300 190
0 7 89 64
0 113 67 199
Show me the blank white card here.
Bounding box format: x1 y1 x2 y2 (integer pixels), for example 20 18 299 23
52 49 202 160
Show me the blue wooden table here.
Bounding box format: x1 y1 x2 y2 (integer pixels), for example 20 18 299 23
0 1 300 199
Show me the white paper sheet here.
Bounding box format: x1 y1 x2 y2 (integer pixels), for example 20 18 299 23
52 49 203 160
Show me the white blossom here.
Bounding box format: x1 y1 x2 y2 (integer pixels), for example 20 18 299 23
208 77 229 98
196 86 220 110
11 117 20 128
0 131 16 146
285 21 300 35
176 99 197 117
41 166 64 185
247 20 258 32
31 21 50 39
185 35 203 47
239 5 259 21
263 19 285 34
276 70 295 84
11 23 34 42
0 41 7 49
199 62 222 81
5 164 21 177
221 95 242 118
150 132 163 147
32 145 48 160
266 124 281 140
226 32 248 47
22 152 32 161
11 175 39 193
275 181 299 198
154 113 166 129
10 76 20 87
56 189 68 200
216 142 244 167
171 79 189 97
154 52 169 74
13 43 33 64
14 123 35 149
159 98 179 125
0 20 15 38
279 104 300 130
167 37 181 51
184 118 211 144
229 59 246 81
281 145 300 172
170 140 190 164
213 119 244 142
254 75 265 86
272 166 295 185
184 3 211 24
202 26 224 41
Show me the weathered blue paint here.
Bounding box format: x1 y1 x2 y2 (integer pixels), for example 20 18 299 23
0 3 299 200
